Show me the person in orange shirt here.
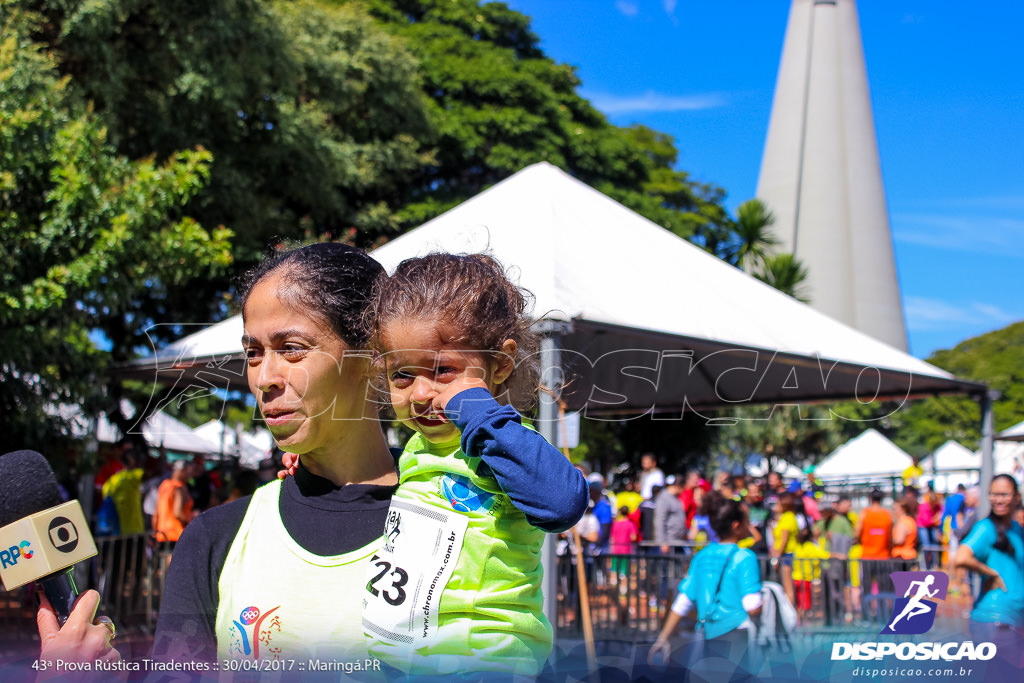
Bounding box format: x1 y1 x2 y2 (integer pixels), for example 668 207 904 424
892 497 919 570
855 490 892 594
153 460 193 542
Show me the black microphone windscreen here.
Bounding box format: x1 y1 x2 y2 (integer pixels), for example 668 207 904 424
0 450 63 527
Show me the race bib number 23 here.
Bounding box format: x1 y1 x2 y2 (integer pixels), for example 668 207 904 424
362 498 468 650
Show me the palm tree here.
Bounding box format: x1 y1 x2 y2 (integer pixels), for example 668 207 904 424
755 253 810 303
730 199 779 271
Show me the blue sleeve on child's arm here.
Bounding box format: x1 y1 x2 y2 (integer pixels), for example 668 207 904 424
447 387 588 533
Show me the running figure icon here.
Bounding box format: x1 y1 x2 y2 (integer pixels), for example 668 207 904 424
888 574 939 631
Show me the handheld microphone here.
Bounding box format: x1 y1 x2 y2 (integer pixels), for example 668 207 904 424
0 450 98 624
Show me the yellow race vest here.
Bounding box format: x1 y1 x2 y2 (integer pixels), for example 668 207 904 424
215 479 379 665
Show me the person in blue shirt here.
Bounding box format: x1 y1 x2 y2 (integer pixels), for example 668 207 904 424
954 474 1024 675
590 479 613 554
942 483 967 591
649 490 763 676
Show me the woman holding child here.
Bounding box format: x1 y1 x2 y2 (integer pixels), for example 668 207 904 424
43 243 587 674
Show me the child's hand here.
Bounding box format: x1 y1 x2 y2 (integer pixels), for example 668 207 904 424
277 452 299 479
433 376 491 416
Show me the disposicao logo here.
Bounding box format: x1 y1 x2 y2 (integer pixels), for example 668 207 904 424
882 570 949 635
831 570 996 662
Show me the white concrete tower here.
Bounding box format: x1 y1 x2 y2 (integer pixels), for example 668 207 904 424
756 0 908 350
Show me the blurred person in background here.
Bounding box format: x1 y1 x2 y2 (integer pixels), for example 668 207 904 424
648 491 762 677
855 490 892 597
153 459 193 542
917 483 943 568
771 491 801 605
954 474 1024 677
655 476 687 555
891 497 919 570
640 453 665 500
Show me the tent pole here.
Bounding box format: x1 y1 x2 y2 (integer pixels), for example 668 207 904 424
534 322 577 663
977 388 999 518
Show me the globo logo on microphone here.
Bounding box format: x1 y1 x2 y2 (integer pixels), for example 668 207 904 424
0 500 96 590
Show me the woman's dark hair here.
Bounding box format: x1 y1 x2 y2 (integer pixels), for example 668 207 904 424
369 252 540 409
238 243 385 348
704 490 749 541
990 473 1020 558
904 496 919 518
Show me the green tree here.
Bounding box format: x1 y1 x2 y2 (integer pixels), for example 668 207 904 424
887 321 1024 455
41 0 433 255
728 199 778 271
0 28 232 450
754 253 810 303
353 0 732 241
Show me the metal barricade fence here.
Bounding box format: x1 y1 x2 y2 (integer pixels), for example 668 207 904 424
554 549 929 642
0 533 175 645
1 538 942 647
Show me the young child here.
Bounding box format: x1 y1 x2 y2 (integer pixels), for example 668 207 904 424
792 524 829 618
361 253 589 676
610 505 638 590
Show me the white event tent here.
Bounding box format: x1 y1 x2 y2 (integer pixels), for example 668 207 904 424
118 163 983 418
921 440 978 473
921 440 980 492
55 400 224 457
997 419 1024 443
115 162 994 628
192 420 274 469
813 429 913 482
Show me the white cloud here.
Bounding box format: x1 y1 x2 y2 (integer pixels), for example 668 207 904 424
586 90 728 114
903 296 1020 332
616 1 639 17
664 0 677 14
891 210 1024 256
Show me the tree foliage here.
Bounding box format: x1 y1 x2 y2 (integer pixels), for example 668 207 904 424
35 0 434 257
885 321 1024 455
351 0 732 241
0 26 232 449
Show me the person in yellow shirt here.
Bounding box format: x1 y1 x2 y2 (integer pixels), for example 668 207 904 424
792 536 830 618
615 478 644 515
771 492 801 606
902 457 924 489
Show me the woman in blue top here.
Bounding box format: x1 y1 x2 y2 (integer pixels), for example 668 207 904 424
649 491 763 674
954 474 1024 673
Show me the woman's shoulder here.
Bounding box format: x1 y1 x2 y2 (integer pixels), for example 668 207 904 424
734 546 759 564
180 495 253 549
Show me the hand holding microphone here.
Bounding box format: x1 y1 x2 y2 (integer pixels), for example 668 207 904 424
0 450 121 665
37 589 119 671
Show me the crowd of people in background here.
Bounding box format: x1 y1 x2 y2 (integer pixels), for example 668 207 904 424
82 438 275 542
561 452 1024 628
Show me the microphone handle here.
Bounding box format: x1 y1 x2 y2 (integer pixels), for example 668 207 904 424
40 567 81 625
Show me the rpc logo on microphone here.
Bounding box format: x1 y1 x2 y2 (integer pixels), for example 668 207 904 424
0 540 33 568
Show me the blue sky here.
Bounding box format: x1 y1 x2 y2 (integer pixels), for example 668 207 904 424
501 0 1024 359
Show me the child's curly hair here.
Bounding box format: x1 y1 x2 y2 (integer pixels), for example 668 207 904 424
368 252 541 411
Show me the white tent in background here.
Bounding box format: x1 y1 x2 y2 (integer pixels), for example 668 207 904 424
141 410 222 456
192 420 273 469
54 400 222 456
997 419 1024 442
989 440 1024 479
813 429 913 481
921 440 980 493
118 162 983 416
921 440 978 472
